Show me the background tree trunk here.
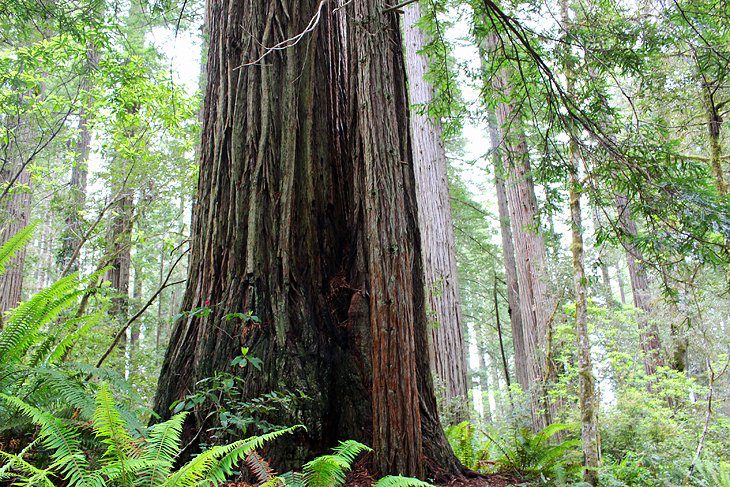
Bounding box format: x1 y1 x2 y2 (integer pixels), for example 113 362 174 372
60 44 99 273
485 30 554 430
403 2 469 421
487 108 528 392
700 79 727 195
615 194 664 376
153 0 460 478
0 100 33 313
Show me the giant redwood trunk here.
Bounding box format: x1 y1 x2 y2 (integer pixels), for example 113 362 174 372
483 31 554 430
403 2 469 420
153 0 460 478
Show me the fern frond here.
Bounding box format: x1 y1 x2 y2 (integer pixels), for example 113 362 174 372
331 440 372 464
44 311 102 365
139 412 187 487
22 366 96 418
303 455 350 487
245 450 276 483
0 221 37 276
92 382 136 483
164 425 302 487
273 471 306 487
0 273 84 365
372 475 434 487
303 440 371 487
0 394 93 487
0 449 55 487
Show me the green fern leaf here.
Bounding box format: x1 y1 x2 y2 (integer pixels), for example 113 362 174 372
0 394 93 487
373 475 434 487
303 440 371 487
0 221 37 277
139 412 187 487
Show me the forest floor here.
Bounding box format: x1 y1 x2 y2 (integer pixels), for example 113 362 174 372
223 458 521 486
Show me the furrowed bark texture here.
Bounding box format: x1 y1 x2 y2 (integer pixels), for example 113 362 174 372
106 194 133 318
0 108 33 313
615 194 663 376
484 31 553 430
488 109 527 392
403 2 469 419
153 0 460 478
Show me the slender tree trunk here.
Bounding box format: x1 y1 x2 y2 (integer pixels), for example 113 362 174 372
476 336 492 423
561 4 600 480
153 0 460 477
700 80 727 195
661 270 690 373
130 263 142 353
493 275 512 391
106 195 133 315
615 194 664 376
403 2 468 420
592 207 615 304
569 181 601 485
488 108 528 392
60 44 99 273
615 262 627 305
483 30 554 430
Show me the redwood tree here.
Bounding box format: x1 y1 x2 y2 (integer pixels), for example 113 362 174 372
481 28 554 430
153 0 460 478
403 2 469 419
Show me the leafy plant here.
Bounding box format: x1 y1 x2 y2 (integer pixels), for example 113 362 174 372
170 347 300 446
240 439 433 487
691 461 730 487
372 475 434 487
0 231 112 435
451 422 581 483
492 424 581 480
0 383 301 486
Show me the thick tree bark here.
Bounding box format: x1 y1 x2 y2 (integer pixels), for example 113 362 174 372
0 105 33 313
0 169 31 313
615 194 664 376
483 31 554 430
402 2 469 420
153 0 460 478
488 109 528 392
